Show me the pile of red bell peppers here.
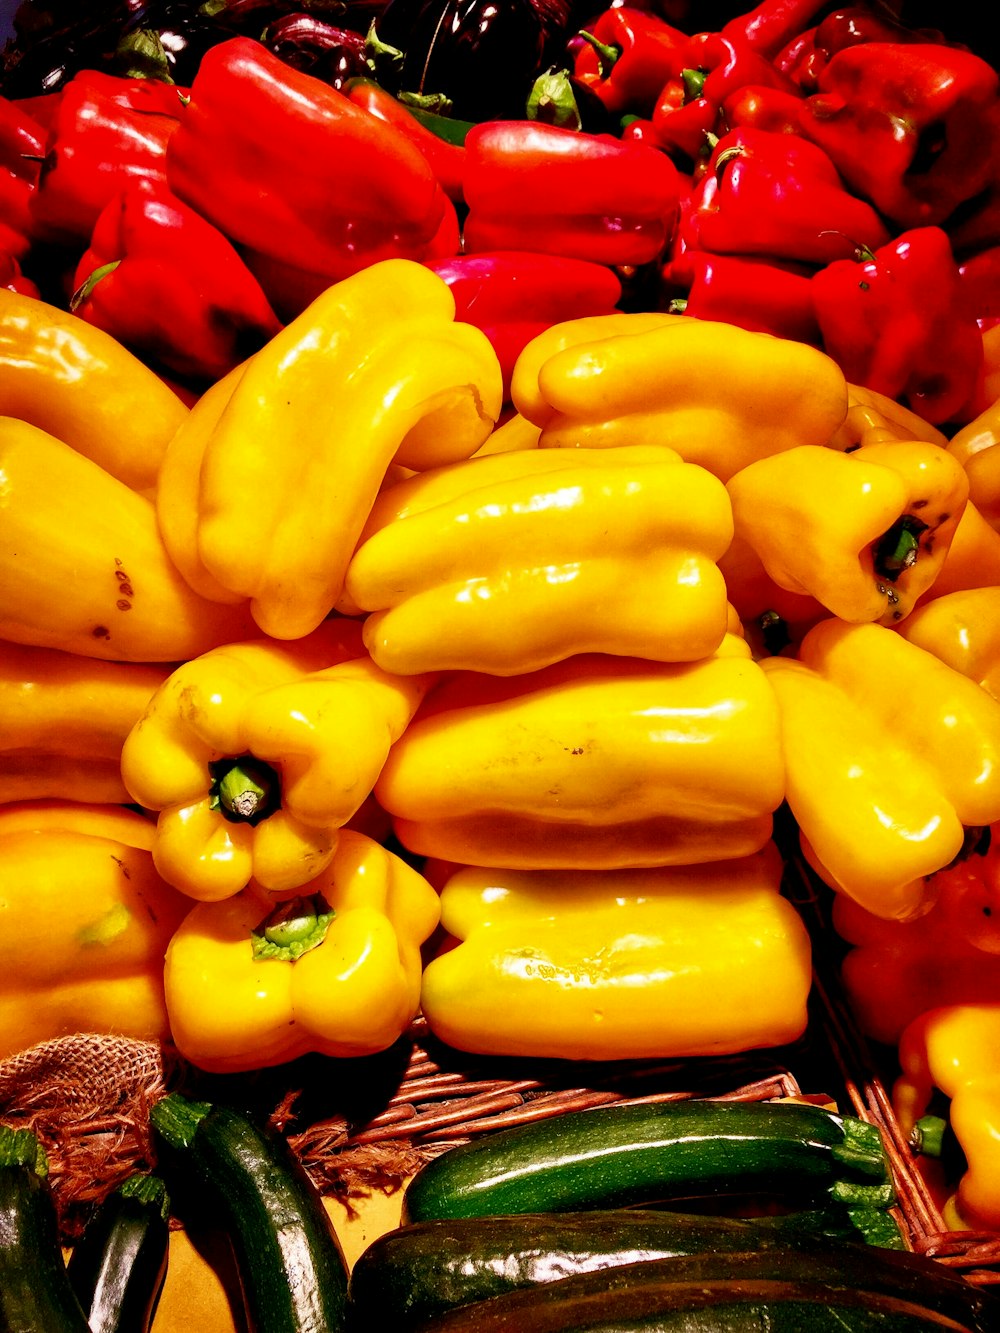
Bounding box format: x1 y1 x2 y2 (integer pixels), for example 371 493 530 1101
1 0 998 423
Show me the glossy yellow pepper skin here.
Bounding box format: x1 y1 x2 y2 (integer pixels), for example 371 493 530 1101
826 384 949 453
121 620 434 900
162 830 440 1073
0 800 189 1060
419 842 811 1061
894 587 1000 700
376 636 785 869
0 643 170 805
893 1005 1000 1231
946 396 1000 531
0 416 256 661
762 618 1000 920
726 441 969 626
510 316 848 482
157 259 504 640
0 288 189 492
343 444 734 675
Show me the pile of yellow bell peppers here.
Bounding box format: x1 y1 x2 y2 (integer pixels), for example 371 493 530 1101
6 256 1000 1230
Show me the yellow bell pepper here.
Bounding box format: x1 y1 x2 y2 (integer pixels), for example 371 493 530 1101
0 416 257 661
0 288 189 493
419 841 812 1061
509 315 849 482
918 500 1000 599
761 618 1000 920
0 642 171 805
826 383 949 453
156 258 504 640
894 587 1000 701
120 619 434 900
162 829 440 1073
726 440 969 626
375 635 785 869
342 444 734 675
893 1004 1000 1230
0 800 189 1060
946 395 1000 531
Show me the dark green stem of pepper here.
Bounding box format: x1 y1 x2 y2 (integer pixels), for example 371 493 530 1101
208 755 281 825
873 515 928 583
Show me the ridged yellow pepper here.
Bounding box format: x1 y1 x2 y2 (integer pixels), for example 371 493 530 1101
726 441 970 626
509 315 849 482
0 416 256 661
419 842 812 1061
0 288 189 493
156 258 504 640
0 800 189 1060
894 587 1000 700
342 444 734 675
121 619 434 900
0 643 171 805
762 618 1000 920
375 636 785 869
893 1004 1000 1230
162 829 440 1073
826 383 949 453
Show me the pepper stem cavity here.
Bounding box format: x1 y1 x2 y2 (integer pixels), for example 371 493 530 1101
209 754 281 825
873 514 928 583
251 894 336 962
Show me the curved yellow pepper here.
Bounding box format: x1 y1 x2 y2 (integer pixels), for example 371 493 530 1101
762 618 1000 920
343 444 734 675
946 395 1000 531
894 587 1000 701
0 800 189 1060
509 316 848 482
0 288 189 493
121 619 434 900
420 842 812 1061
827 383 949 453
162 829 440 1073
0 416 257 661
376 636 785 869
157 258 504 640
726 441 969 626
0 642 170 805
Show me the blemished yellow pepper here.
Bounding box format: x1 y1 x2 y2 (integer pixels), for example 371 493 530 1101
761 618 1000 920
0 642 171 805
726 441 970 626
826 383 949 453
893 1005 1000 1231
120 619 434 900
375 635 785 870
162 829 440 1073
894 587 1000 700
509 315 849 483
0 800 189 1060
156 258 504 640
342 444 734 675
419 842 812 1061
0 416 256 661
0 287 189 493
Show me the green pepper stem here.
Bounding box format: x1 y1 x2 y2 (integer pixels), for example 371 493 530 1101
910 1114 948 1159
577 30 621 77
209 755 280 824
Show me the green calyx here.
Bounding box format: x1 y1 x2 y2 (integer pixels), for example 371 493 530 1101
873 514 928 584
527 67 582 130
681 66 706 100
251 894 336 962
209 754 280 825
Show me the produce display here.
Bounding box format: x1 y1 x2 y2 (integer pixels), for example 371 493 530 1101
4 0 1000 1326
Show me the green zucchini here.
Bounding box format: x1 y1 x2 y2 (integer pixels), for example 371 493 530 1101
409 1252 999 1332
66 1172 170 1333
346 1206 904 1329
149 1092 349 1333
401 1099 895 1224
0 1125 92 1333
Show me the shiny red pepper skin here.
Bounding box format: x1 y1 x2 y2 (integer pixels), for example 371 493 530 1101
0 251 40 297
959 246 1000 330
462 120 683 268
69 177 282 385
721 0 834 60
776 5 948 93
28 71 186 246
682 126 891 267
670 250 821 344
719 83 804 135
573 6 689 119
798 42 1000 229
342 77 467 205
811 225 985 425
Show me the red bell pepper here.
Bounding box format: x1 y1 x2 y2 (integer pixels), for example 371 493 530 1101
668 251 821 344
0 96 46 259
572 6 689 119
28 71 186 247
0 251 40 298
165 37 453 315
811 226 985 425
462 120 683 268
721 0 834 61
776 5 948 93
426 250 622 394
69 177 282 385
959 246 1000 330
718 84 804 135
649 86 719 163
682 126 891 267
341 76 467 205
798 42 1000 229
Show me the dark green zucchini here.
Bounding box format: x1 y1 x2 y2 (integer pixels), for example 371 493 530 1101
0 1125 92 1333
66 1172 170 1333
401 1099 895 1223
346 1206 905 1329
149 1092 349 1333
408 1252 998 1332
